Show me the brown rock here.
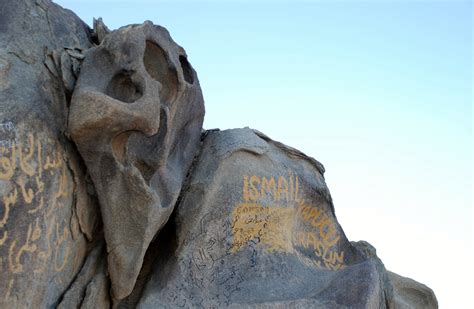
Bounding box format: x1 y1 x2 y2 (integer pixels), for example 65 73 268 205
67 21 205 301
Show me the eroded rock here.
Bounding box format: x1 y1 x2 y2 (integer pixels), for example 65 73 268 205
138 129 393 308
67 21 205 300
0 0 98 307
57 243 109 308
0 1 437 308
389 271 438 309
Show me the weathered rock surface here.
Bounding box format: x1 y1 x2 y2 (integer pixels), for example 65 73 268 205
388 271 438 309
57 242 110 309
138 128 394 308
0 0 99 307
0 1 437 308
68 20 204 301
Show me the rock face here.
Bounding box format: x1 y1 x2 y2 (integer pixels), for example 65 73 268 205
0 1 437 308
68 21 204 301
0 1 98 307
388 271 438 309
138 128 393 308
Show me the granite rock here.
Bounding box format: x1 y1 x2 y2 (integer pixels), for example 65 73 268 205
389 271 438 309
0 0 98 307
138 129 393 308
67 21 204 301
0 1 437 308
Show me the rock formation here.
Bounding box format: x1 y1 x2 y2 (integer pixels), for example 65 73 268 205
68 21 204 301
0 1 437 308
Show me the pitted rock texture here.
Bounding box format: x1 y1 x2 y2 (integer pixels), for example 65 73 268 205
0 1 437 308
67 21 205 300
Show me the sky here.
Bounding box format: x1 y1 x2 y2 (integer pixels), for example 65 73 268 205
56 0 473 307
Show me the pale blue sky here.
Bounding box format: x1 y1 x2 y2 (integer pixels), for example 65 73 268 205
57 0 473 307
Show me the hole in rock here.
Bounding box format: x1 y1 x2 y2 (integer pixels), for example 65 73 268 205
106 73 142 103
179 55 194 84
144 40 178 102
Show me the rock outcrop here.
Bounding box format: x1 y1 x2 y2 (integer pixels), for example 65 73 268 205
68 21 204 301
138 128 393 308
0 1 437 308
388 271 438 309
0 0 97 307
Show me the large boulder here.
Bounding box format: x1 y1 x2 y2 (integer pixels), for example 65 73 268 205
67 21 205 301
388 271 438 308
138 128 394 308
0 0 99 307
0 1 438 308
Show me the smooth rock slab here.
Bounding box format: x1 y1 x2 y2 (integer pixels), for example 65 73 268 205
139 128 393 308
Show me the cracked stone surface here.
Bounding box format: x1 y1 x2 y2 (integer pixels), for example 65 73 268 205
0 1 437 308
0 0 97 307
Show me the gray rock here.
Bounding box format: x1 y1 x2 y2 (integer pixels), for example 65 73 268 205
57 243 109 309
138 128 393 308
0 1 438 308
67 21 205 301
0 0 98 307
388 271 438 309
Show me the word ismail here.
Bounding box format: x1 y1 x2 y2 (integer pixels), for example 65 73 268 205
242 174 302 203
232 173 346 271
